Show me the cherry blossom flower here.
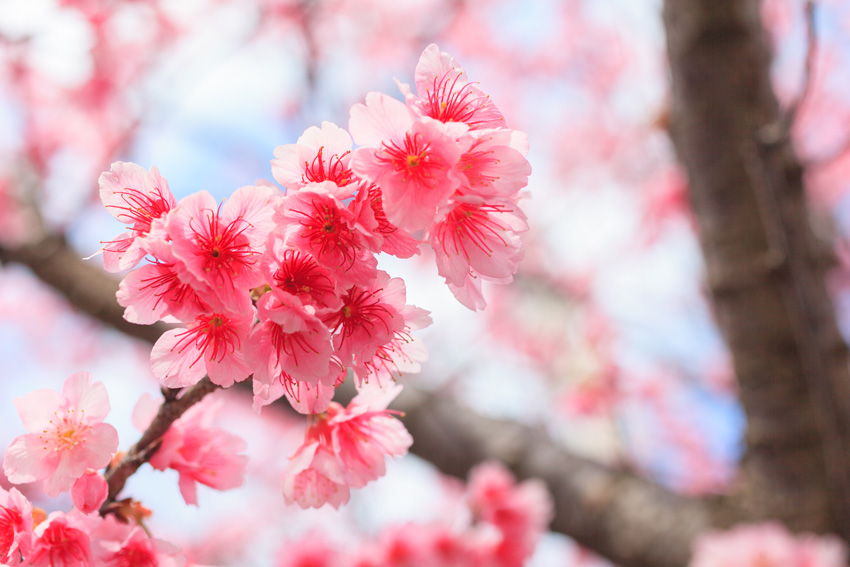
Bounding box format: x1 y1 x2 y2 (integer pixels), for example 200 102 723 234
430 199 528 288
272 121 355 190
261 234 341 310
282 438 350 510
282 384 411 509
27 511 100 567
248 290 336 411
467 462 554 567
92 515 185 567
360 184 421 259
349 92 465 232
165 186 279 309
273 181 378 286
150 305 254 389
456 129 532 200
116 238 209 325
133 394 248 506
397 43 506 130
3 372 119 497
353 305 431 387
322 270 408 366
275 531 340 567
278 374 341 416
98 161 177 273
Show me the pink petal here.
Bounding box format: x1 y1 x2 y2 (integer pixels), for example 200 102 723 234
349 92 414 148
150 329 208 388
3 434 58 484
131 394 160 432
62 372 111 423
13 390 64 432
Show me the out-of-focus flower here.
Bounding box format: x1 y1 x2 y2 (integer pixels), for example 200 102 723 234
3 372 119 497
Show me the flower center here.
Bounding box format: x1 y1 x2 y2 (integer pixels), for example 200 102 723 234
41 410 90 452
107 542 158 567
302 146 353 186
377 133 441 186
174 312 241 367
272 249 336 306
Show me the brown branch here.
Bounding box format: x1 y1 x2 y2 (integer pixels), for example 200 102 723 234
0 233 173 345
664 0 850 538
396 387 710 567
0 232 711 567
100 378 219 512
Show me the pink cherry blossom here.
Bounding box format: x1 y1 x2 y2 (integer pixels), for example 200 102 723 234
326 384 412 489
361 184 421 259
282 384 411 509
150 306 254 389
133 394 248 506
349 92 465 232
248 290 336 410
261 234 341 310
323 270 408 365
398 43 506 130
275 531 340 567
353 305 432 387
0 486 33 566
27 511 100 567
278 373 341 415
117 239 209 325
98 161 177 273
282 439 351 510
71 470 108 515
273 181 378 286
467 462 554 567
3 372 119 497
92 515 185 567
689 522 848 567
430 200 528 288
272 121 355 190
456 129 532 200
165 186 278 308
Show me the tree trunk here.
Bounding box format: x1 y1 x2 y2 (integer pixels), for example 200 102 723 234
664 0 850 539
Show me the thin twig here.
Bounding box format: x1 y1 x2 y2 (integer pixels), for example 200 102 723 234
100 378 220 514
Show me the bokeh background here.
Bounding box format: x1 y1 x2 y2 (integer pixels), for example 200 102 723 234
1 0 850 564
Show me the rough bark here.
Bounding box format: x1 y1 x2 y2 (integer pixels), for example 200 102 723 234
664 0 850 537
0 234 709 567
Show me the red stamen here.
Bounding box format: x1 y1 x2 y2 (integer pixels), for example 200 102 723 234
108 186 171 233
173 313 241 368
326 286 394 349
272 249 336 303
376 133 441 187
302 146 353 186
189 206 257 279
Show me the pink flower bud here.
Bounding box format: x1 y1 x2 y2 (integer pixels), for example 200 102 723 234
71 471 108 514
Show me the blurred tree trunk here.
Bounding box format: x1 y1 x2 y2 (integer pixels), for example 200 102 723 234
664 0 850 541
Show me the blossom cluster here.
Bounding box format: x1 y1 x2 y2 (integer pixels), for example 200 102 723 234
0 485 184 567
100 43 529 403
689 522 848 567
0 42 535 565
93 43 530 507
277 462 553 567
1 373 187 566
